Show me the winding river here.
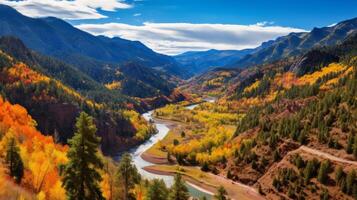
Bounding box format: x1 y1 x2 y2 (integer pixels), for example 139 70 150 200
127 99 216 199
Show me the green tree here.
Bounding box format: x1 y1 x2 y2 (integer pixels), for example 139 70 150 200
61 112 104 200
353 136 357 159
168 174 189 200
118 153 140 200
273 150 280 162
346 133 354 154
5 137 24 183
317 160 330 184
346 170 356 195
145 179 169 200
304 160 315 184
335 166 344 185
214 186 228 200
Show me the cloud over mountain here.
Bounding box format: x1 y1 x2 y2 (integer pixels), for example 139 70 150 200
0 0 132 19
77 22 306 55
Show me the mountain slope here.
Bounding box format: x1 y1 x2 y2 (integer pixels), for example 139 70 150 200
0 36 180 100
229 17 357 68
174 49 254 74
0 45 158 155
0 4 189 78
160 33 357 200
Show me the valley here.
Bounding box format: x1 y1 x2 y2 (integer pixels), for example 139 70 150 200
0 3 356 200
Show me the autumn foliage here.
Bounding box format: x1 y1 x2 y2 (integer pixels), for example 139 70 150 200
0 96 68 199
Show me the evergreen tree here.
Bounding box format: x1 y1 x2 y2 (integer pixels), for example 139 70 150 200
118 153 140 200
145 179 169 200
341 178 347 193
346 170 356 195
293 154 305 169
353 136 357 159
317 160 330 184
61 112 104 200
298 130 307 145
5 137 24 183
304 160 314 184
335 166 344 185
273 150 280 162
214 186 228 200
346 133 354 154
168 174 189 200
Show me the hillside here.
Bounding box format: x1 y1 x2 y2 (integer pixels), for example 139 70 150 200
0 48 157 155
0 4 190 79
0 36 184 101
228 17 357 69
147 33 357 200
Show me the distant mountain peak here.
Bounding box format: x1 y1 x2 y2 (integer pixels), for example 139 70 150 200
0 4 190 78
228 17 357 68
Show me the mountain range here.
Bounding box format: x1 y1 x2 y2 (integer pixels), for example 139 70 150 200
176 17 357 75
174 49 254 74
1 4 356 80
0 4 190 79
228 17 357 68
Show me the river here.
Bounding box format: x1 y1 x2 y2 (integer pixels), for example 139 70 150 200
128 100 215 199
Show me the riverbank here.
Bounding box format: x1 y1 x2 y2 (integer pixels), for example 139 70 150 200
140 103 265 200
144 165 264 200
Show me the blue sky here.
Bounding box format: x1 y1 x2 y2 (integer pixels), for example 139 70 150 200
2 0 356 54
73 0 357 29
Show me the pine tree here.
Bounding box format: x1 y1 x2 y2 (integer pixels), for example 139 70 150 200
117 153 140 200
61 112 104 200
214 186 228 200
317 160 330 184
346 170 356 195
293 154 305 169
273 150 280 162
353 136 357 159
335 166 344 185
346 133 354 154
298 130 307 145
168 174 189 200
5 137 24 183
145 179 169 200
304 160 314 184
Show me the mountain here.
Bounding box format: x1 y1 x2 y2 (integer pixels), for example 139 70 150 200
229 17 357 68
0 36 179 101
167 33 357 200
174 49 254 74
0 4 190 78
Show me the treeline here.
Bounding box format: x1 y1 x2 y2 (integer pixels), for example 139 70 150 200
271 154 356 199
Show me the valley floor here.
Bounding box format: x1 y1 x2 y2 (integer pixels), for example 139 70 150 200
140 110 264 200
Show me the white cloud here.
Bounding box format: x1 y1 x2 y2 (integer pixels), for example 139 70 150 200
133 13 142 17
255 21 275 26
0 0 132 20
76 22 307 55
